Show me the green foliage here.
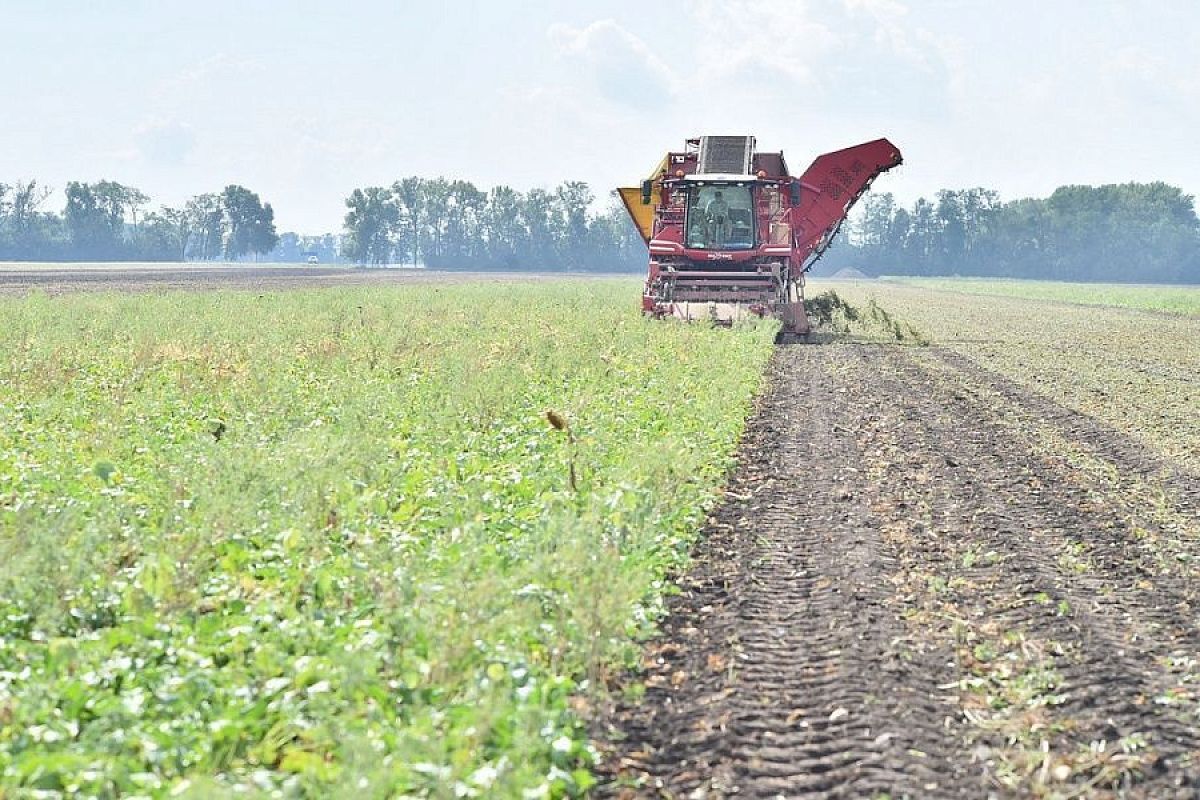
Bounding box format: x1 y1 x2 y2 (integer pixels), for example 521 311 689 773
0 281 776 796
805 290 861 329
341 176 644 271
830 183 1200 283
219 185 279 261
64 181 148 260
0 182 278 263
342 188 401 266
0 181 61 260
805 290 927 343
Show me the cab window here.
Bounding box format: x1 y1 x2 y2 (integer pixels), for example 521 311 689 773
686 184 754 250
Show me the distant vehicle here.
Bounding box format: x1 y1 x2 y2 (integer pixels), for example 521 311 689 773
306 255 319 264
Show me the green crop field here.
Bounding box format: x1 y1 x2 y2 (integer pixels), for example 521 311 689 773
4 274 1198 799
0 281 776 797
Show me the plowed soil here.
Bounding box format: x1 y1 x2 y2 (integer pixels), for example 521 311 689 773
0 265 606 294
597 342 1200 799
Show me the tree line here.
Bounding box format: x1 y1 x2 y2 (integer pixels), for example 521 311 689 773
0 180 278 262
823 182 1200 283
5 174 1197 283
340 177 644 271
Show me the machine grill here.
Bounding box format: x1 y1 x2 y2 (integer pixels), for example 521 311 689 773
698 135 755 175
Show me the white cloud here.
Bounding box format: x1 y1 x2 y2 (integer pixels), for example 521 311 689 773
844 0 942 74
134 119 197 166
159 53 265 93
686 0 952 120
547 19 678 109
693 0 839 88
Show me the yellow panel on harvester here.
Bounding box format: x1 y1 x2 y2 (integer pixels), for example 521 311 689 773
617 187 656 244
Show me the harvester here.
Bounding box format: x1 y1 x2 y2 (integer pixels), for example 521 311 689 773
618 135 902 334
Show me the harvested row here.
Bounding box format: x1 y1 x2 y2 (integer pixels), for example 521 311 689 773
600 342 1200 798
925 347 1198 514
863 346 1200 796
599 345 963 797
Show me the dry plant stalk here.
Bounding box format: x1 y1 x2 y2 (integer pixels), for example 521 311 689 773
544 410 578 491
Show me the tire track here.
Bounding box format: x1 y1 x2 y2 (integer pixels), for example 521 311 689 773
599 341 1200 798
598 345 968 798
857 346 1200 795
925 347 1198 514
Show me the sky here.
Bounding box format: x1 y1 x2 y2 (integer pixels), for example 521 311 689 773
2 0 1198 233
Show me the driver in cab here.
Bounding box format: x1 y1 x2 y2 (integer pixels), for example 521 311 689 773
706 190 731 246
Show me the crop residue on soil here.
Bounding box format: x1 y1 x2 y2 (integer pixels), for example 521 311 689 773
597 342 1200 798
804 290 927 342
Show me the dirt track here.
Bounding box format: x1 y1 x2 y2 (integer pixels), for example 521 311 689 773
0 265 606 294
599 342 1200 798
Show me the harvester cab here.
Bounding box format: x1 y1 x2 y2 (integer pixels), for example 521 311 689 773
619 135 902 334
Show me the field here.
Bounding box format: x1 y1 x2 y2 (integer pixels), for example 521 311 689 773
0 264 587 296
2 273 1199 798
603 278 1200 798
840 279 1199 472
0 281 775 796
891 276 1200 316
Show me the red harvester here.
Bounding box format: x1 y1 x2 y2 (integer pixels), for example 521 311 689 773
619 135 902 334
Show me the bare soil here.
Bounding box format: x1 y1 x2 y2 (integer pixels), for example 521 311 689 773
0 265 615 294
597 342 1200 799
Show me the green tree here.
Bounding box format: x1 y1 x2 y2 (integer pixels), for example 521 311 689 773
906 197 937 273
63 180 153 259
219 185 278 260
484 185 527 269
136 210 186 260
186 193 223 260
65 182 118 259
440 180 487 266
392 177 425 266
341 187 398 265
522 188 560 270
2 181 60 259
934 189 966 272
553 181 593 271
153 206 192 261
584 198 644 272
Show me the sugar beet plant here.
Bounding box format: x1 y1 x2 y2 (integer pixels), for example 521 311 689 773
0 282 776 797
